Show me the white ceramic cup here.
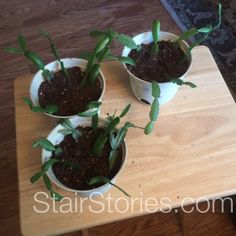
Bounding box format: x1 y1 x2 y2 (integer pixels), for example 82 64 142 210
30 58 106 119
42 117 127 198
122 31 192 105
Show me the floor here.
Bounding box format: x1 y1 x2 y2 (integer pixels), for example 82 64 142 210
0 0 236 235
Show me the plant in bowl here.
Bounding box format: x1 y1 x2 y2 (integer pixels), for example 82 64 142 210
30 104 141 200
121 3 222 105
6 32 107 118
80 29 135 68
88 29 166 134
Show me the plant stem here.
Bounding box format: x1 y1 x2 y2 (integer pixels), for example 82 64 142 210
109 182 130 197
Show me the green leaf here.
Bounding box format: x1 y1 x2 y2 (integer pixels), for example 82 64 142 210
42 158 60 172
101 53 117 61
109 150 118 171
97 47 110 62
110 109 117 120
115 127 128 149
5 47 23 54
39 30 59 58
71 131 78 140
81 52 96 87
183 81 197 88
31 106 45 113
42 69 53 80
152 81 160 98
177 28 198 43
40 31 69 78
32 139 41 148
93 132 108 157
72 130 81 141
22 97 32 104
44 105 58 114
87 101 102 109
23 97 57 114
43 174 52 191
109 182 131 197
215 3 222 29
123 121 136 129
171 78 197 88
149 98 159 121
50 190 63 201
136 45 142 52
92 113 98 131
26 101 57 114
78 109 99 117
43 158 80 174
87 176 109 185
99 52 135 63
152 20 160 53
119 103 131 118
107 29 119 39
118 34 138 49
89 63 101 85
94 36 110 55
86 53 96 72
117 56 135 65
55 147 62 155
152 44 159 54
22 97 33 108
90 29 119 40
189 36 208 52
113 122 134 149
50 41 59 61
177 24 213 46
105 117 120 134
30 171 42 184
198 26 212 34
24 50 45 70
17 35 26 51
144 121 155 135
61 119 74 130
59 119 81 141
109 133 116 150
32 138 56 151
109 122 135 167
60 61 70 78
152 20 160 45
109 121 135 167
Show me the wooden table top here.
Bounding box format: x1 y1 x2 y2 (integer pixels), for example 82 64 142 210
15 46 236 236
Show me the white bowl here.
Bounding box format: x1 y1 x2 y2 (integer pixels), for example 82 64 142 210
122 31 192 105
30 58 106 119
42 117 127 198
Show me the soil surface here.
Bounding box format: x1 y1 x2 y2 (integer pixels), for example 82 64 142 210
38 66 102 116
127 41 190 83
52 126 122 190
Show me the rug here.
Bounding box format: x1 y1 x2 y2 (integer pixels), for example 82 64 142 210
160 0 236 100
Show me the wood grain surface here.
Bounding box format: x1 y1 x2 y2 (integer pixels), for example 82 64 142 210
2 0 236 235
0 1 181 235
15 46 236 236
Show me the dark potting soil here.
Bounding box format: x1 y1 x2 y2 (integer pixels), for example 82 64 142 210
127 41 190 83
51 126 122 190
38 66 102 116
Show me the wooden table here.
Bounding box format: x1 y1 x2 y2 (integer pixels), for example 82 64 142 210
15 46 236 236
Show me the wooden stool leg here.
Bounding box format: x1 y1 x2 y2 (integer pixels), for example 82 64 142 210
81 229 89 236
179 209 190 236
